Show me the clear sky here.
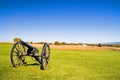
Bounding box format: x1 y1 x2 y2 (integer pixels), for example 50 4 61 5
0 0 120 43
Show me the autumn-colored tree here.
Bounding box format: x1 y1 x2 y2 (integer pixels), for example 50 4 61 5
54 41 61 45
13 38 22 42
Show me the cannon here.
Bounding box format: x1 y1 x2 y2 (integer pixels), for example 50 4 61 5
10 39 50 70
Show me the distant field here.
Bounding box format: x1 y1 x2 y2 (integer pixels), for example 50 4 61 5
0 43 120 80
31 44 110 50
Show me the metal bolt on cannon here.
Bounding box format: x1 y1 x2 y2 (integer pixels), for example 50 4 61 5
10 38 50 70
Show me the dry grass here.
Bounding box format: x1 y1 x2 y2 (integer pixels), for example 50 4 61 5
31 44 110 50
107 47 120 51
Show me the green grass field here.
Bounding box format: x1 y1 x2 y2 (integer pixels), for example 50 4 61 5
0 43 120 80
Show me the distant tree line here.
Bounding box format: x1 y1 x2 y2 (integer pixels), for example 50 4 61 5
102 44 120 47
34 41 83 45
13 38 120 47
27 41 120 47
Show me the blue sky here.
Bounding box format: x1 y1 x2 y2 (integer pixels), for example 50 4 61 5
0 0 120 43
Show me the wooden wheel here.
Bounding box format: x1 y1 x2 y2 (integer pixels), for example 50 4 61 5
10 41 26 67
41 43 50 70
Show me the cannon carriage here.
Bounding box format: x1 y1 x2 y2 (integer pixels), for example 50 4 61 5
10 39 50 70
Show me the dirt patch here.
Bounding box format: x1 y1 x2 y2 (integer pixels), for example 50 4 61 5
107 47 120 51
31 44 110 50
49 45 109 50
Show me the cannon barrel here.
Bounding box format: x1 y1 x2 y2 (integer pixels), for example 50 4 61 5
21 41 39 55
21 41 35 49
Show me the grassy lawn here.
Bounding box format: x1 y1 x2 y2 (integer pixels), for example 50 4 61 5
0 43 120 80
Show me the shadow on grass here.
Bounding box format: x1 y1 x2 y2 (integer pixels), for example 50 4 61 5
24 63 40 66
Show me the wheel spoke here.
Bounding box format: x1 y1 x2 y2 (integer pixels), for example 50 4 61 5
13 50 18 54
15 46 19 52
